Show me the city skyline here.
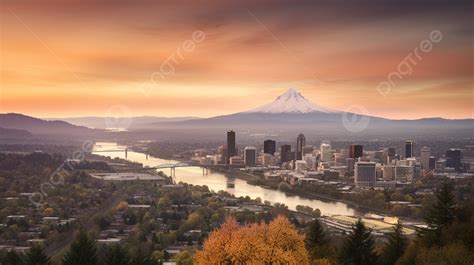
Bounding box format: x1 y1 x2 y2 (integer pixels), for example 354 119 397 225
1 0 472 119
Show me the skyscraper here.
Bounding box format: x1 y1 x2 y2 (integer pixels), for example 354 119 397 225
420 146 431 169
349 144 363 159
244 146 257 166
296 133 306 160
320 143 332 161
226 130 236 164
355 162 377 187
387 147 396 162
405 141 414 158
280 144 292 163
429 156 436 170
446 149 462 172
263 140 276 155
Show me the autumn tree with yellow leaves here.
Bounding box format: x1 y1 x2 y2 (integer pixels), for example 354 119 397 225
195 215 309 265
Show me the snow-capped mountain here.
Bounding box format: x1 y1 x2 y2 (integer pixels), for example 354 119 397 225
246 88 339 114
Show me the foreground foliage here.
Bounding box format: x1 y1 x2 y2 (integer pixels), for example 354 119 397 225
195 215 309 264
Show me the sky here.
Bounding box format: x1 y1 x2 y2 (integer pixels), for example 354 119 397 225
0 0 472 119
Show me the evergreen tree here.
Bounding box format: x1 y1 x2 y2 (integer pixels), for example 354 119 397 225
305 218 329 249
2 250 24 265
103 244 129 265
418 182 457 246
381 221 408 265
425 182 456 230
25 244 50 265
62 230 98 265
339 219 378 265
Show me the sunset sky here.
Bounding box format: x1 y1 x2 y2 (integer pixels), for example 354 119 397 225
0 0 472 119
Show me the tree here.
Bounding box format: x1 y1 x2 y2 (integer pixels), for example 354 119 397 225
195 216 309 264
419 182 457 246
306 218 329 249
381 221 408 265
129 248 156 265
2 250 24 265
339 219 378 265
305 218 332 261
25 244 51 265
425 182 456 230
175 250 193 265
103 244 129 265
62 230 98 265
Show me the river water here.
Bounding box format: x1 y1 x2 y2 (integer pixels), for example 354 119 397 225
92 142 355 216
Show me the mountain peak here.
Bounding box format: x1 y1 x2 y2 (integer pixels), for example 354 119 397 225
245 88 338 114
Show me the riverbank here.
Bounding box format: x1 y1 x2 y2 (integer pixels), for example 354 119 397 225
208 167 380 216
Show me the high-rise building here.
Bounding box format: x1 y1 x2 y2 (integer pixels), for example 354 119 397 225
280 144 292 163
320 143 332 162
355 162 376 187
405 141 414 158
429 156 436 170
349 144 363 159
217 145 227 164
263 140 276 155
296 133 306 160
244 146 257 166
226 130 236 164
387 147 396 159
420 146 431 169
346 158 355 173
446 149 462 172
302 145 314 156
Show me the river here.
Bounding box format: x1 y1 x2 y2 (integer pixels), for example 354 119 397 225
92 142 355 216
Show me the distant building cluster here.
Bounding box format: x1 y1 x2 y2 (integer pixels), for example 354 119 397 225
190 131 473 189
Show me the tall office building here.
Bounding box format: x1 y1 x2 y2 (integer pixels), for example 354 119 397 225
263 140 276 155
386 147 396 163
446 149 462 172
420 146 431 169
429 156 436 170
217 145 227 164
405 141 414 158
354 162 377 187
296 133 306 160
349 144 363 159
226 130 236 164
320 143 332 162
244 146 257 166
280 144 292 163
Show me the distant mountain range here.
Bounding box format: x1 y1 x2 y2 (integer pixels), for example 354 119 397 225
47 116 200 129
1 89 472 140
0 113 99 137
137 88 473 138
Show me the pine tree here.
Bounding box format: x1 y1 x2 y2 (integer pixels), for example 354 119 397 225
62 230 98 265
103 244 129 265
305 218 334 260
339 219 378 265
2 250 24 265
25 244 51 265
381 221 408 265
305 218 329 249
425 182 456 230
